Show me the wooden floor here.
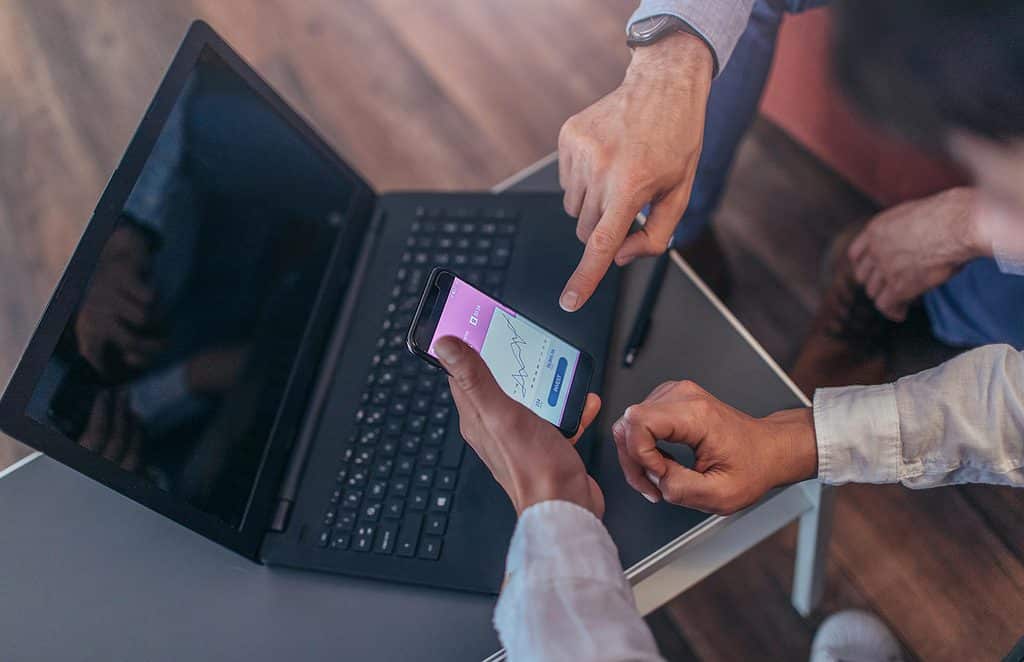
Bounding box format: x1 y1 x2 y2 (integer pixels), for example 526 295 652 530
1 2 1022 660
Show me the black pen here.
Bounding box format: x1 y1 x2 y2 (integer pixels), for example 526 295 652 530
622 240 674 368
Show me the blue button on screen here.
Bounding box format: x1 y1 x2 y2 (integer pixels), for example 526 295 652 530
548 357 568 406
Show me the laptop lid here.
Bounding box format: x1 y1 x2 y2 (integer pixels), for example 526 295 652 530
0 22 377 558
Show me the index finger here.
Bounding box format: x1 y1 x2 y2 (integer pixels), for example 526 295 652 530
620 402 705 475
560 198 639 312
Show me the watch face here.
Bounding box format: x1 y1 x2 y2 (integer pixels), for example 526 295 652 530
629 15 671 43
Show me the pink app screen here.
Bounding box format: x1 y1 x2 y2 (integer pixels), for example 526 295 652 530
429 277 580 425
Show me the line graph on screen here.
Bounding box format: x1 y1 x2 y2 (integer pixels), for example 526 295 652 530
504 316 529 398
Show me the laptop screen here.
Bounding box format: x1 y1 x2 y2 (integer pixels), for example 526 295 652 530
24 47 357 531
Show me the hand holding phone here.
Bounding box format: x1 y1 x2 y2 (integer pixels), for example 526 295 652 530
431 334 605 517
407 269 594 436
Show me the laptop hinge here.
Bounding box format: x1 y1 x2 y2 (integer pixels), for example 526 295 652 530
269 202 387 532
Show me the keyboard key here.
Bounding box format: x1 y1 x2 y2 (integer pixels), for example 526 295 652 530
344 490 363 509
353 525 376 552
341 447 354 463
346 468 368 488
375 522 398 554
323 509 336 527
430 407 449 425
431 490 453 512
396 514 423 557
470 254 489 267
384 498 404 519
437 470 457 490
416 377 435 393
411 395 431 414
435 388 452 406
401 435 421 454
373 459 393 478
425 426 446 446
358 429 380 446
425 513 448 536
335 467 349 484
420 449 439 467
329 487 343 504
377 370 397 387
362 501 382 522
371 389 390 406
331 533 351 550
418 536 443 560
408 415 427 433
353 449 373 465
379 438 398 457
410 489 429 510
389 478 410 498
335 510 356 531
368 480 387 500
395 456 415 476
396 380 415 397
389 400 409 417
318 529 330 548
414 469 434 488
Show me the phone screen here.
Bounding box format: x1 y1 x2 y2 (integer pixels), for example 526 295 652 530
428 276 581 426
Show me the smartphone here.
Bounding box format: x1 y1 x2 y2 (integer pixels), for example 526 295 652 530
407 269 594 437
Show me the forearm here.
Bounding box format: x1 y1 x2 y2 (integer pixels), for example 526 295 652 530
494 501 663 662
814 345 1024 488
629 0 757 74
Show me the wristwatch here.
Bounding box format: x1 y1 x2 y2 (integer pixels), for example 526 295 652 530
626 14 699 48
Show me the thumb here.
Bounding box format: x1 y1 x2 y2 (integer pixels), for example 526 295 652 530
433 336 505 410
615 185 690 265
656 462 721 511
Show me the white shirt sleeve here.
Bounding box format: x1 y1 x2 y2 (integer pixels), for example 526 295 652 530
629 0 757 75
814 344 1024 488
494 500 664 662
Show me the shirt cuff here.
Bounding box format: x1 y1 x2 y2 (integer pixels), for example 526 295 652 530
503 500 626 586
628 0 756 75
813 384 902 485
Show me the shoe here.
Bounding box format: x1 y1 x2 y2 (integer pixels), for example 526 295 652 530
810 610 903 662
676 224 732 300
790 225 892 398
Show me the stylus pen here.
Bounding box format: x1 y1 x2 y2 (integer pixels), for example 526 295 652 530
622 238 674 368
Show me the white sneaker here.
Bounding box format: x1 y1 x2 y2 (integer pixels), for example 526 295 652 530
810 610 903 662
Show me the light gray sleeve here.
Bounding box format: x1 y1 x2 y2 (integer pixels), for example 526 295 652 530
814 344 1024 488
628 0 757 75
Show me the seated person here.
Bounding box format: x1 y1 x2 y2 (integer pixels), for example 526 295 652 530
439 0 1024 659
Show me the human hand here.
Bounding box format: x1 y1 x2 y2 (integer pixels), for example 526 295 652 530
74 224 163 378
557 31 713 312
79 388 144 472
433 336 604 517
612 380 817 515
848 187 984 322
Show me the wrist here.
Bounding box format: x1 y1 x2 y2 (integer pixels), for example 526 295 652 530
762 408 818 486
626 31 713 88
949 187 990 260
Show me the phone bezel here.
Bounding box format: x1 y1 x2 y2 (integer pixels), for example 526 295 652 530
406 268 593 437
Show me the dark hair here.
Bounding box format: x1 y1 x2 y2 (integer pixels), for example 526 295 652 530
832 0 1024 152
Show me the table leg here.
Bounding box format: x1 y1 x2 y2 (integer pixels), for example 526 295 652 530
791 482 835 616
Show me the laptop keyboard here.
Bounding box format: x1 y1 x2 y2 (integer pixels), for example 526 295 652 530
317 206 519 560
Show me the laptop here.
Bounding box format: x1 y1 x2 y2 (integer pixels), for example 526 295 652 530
0 21 619 594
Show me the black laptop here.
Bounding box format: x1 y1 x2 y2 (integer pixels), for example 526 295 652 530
0 22 618 593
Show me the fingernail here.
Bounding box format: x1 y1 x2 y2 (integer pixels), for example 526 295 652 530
642 492 658 504
559 290 579 312
434 338 460 365
645 470 660 487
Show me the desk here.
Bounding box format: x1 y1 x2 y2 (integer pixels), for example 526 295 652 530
0 155 832 661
